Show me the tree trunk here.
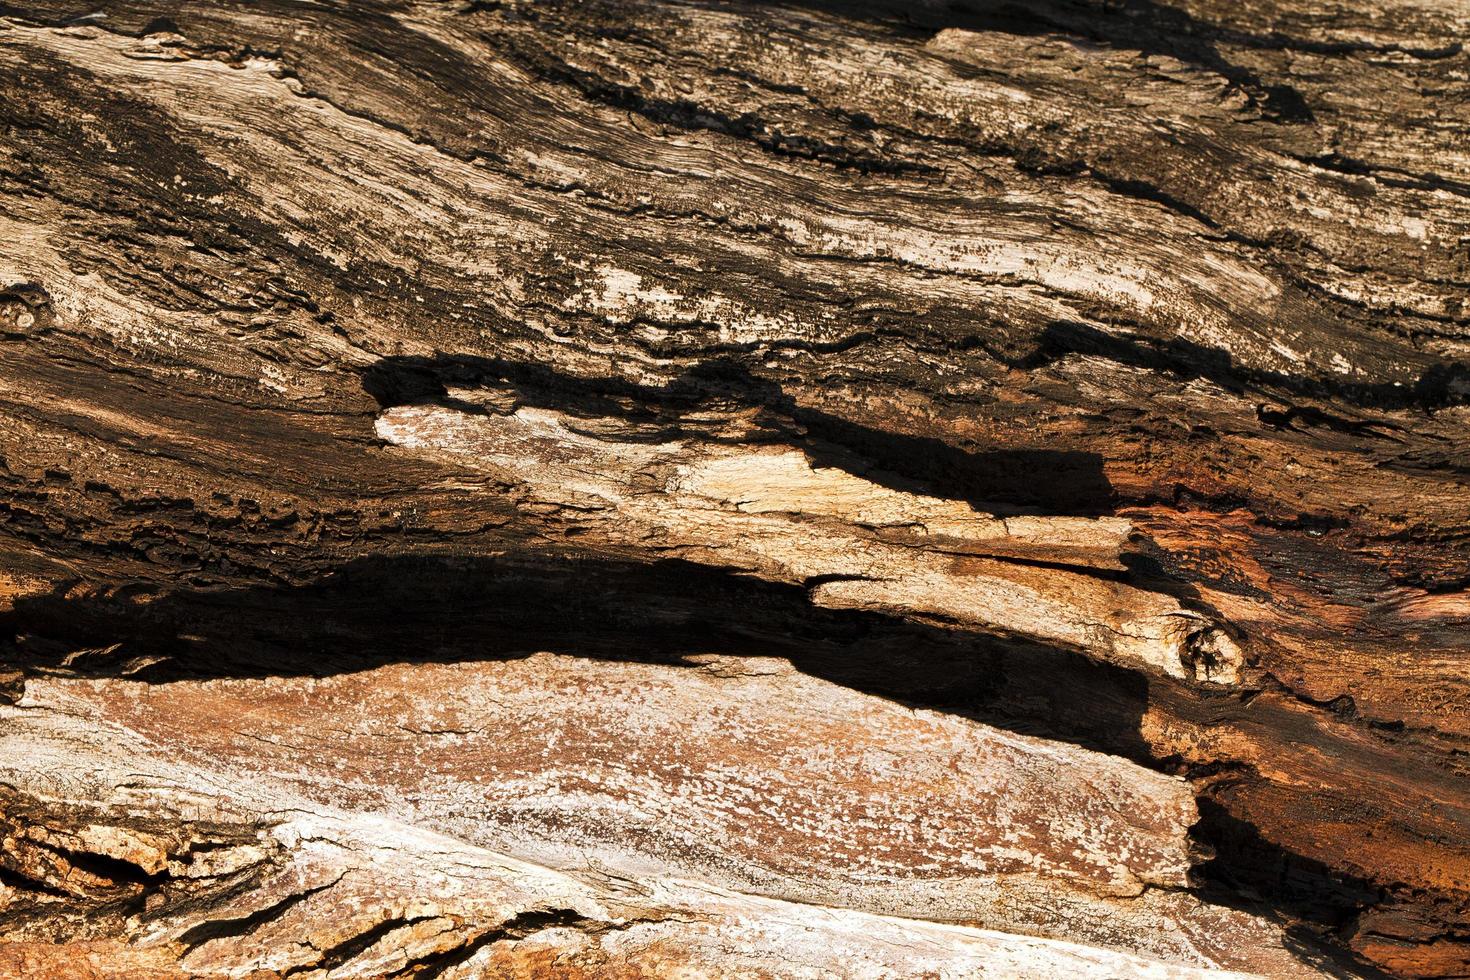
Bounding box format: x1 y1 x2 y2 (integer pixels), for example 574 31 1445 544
2 0 1468 976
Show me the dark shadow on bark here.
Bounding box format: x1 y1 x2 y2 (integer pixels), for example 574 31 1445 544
751 0 1317 122
0 552 1152 763
1024 319 1470 412
1192 798 1397 980
361 353 1118 513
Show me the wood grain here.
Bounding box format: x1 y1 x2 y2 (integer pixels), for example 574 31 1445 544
1 0 1467 975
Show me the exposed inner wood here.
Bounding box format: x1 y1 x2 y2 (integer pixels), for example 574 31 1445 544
1 0 1468 976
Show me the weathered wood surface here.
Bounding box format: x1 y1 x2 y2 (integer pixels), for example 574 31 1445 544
1 0 1468 976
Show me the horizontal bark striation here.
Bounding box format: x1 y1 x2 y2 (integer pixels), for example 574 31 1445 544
1 0 1468 976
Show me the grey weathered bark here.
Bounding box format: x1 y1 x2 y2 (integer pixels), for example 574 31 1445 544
1 0 1468 976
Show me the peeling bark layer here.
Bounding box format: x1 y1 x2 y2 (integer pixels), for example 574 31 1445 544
1 0 1468 976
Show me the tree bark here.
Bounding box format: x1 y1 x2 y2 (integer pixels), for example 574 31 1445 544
1 0 1468 976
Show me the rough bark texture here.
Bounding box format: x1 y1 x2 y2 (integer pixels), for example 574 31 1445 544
1 0 1468 976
